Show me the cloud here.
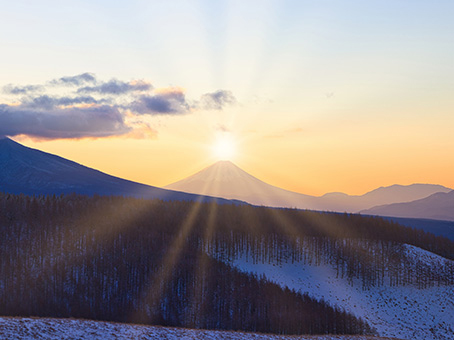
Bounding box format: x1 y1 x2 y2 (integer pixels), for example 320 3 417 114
325 92 334 99
22 95 100 110
3 84 44 95
50 73 97 86
215 124 231 132
1 73 237 140
0 104 130 139
132 88 190 115
200 90 236 110
78 79 152 95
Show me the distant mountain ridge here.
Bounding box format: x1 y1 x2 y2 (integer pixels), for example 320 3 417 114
0 137 234 204
1 138 451 219
361 190 454 221
319 183 452 212
165 160 452 213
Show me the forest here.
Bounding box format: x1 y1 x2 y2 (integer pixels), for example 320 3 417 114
1 193 453 335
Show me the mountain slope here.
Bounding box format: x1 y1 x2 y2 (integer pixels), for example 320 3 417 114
319 184 452 212
0 138 232 203
221 245 454 340
361 191 454 221
165 160 319 209
165 161 451 212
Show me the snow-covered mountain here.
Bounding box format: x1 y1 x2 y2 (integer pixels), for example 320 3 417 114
219 245 454 340
165 160 319 209
165 161 451 212
362 190 454 221
0 317 397 340
0 137 232 204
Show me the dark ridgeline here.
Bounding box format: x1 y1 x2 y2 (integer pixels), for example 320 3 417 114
0 137 236 204
0 193 453 335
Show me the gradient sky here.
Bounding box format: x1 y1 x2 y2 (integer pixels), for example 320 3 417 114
1 0 453 196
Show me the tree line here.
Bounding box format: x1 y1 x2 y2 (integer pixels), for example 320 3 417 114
1 193 453 334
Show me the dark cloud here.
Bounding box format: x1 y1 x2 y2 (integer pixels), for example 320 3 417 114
200 90 236 110
51 73 97 86
3 84 44 95
0 104 130 139
78 79 152 95
23 95 100 110
132 90 190 115
0 73 237 140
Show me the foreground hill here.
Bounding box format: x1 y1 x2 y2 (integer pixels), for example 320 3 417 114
383 216 454 241
0 137 232 204
165 161 451 212
220 244 454 340
1 194 383 336
1 194 453 338
361 191 454 221
0 317 401 340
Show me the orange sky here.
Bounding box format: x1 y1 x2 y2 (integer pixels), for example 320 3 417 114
2 2 454 196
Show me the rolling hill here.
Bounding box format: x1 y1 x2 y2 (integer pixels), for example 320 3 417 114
219 244 454 340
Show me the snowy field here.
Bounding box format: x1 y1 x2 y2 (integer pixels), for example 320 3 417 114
0 317 400 340
226 244 454 340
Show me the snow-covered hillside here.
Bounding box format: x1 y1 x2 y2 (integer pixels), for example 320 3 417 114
223 244 454 340
0 317 399 340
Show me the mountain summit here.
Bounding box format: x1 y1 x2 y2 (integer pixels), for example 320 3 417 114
165 160 318 209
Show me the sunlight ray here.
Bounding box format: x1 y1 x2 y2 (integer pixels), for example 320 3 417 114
130 197 205 323
10 195 161 301
184 200 219 327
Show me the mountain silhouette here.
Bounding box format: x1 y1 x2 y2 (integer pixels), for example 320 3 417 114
361 190 454 221
319 183 452 212
166 160 319 209
0 138 233 203
165 161 452 212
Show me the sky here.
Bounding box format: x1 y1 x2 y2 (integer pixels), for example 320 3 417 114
1 0 453 196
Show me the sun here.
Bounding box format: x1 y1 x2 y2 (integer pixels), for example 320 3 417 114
213 135 236 160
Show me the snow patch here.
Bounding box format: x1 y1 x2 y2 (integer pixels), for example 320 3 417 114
0 317 398 340
226 247 454 340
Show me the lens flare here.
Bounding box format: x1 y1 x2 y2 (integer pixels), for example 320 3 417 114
213 135 235 160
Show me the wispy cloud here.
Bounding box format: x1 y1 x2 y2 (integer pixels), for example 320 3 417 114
3 84 45 95
78 79 152 95
0 74 236 140
131 88 189 115
199 90 236 110
22 95 101 110
215 124 231 133
50 72 97 86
